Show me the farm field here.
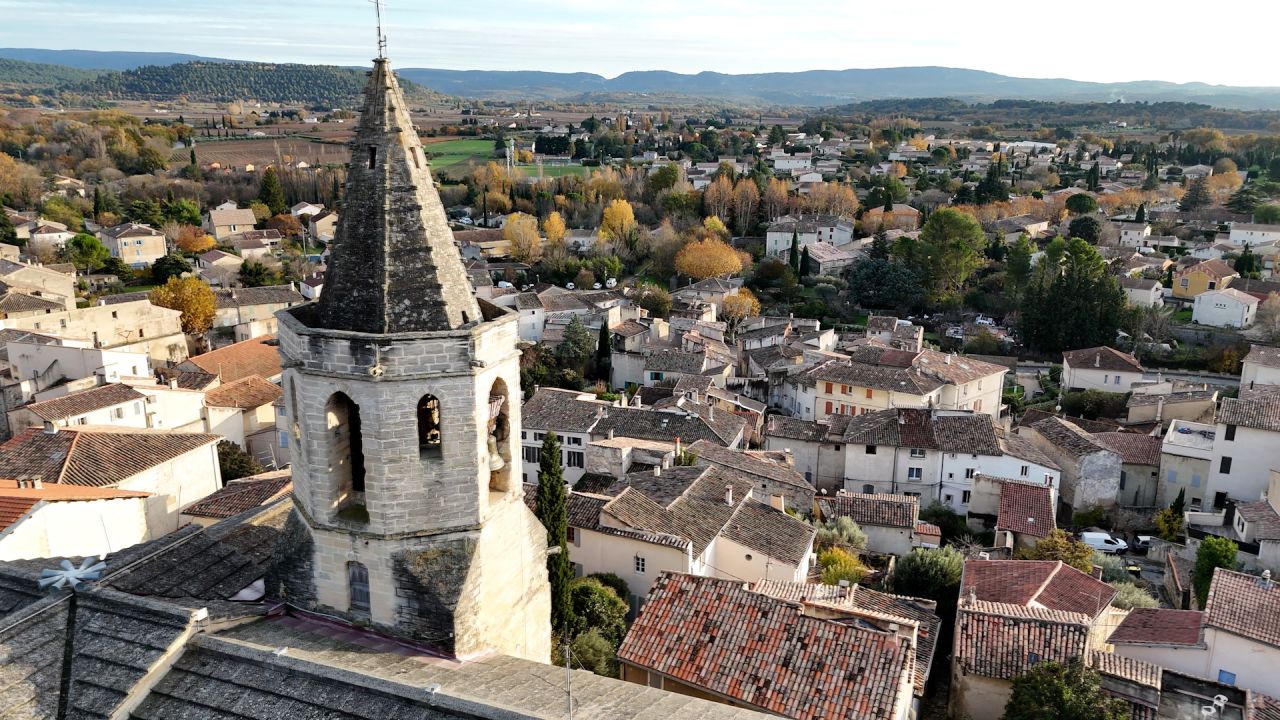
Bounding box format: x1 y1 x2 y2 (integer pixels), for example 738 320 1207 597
176 136 350 168
422 138 496 176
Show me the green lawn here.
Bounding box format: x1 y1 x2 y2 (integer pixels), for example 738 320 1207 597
1173 308 1193 323
424 139 497 174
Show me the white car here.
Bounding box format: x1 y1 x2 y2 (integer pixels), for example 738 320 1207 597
975 315 996 327
1080 531 1128 554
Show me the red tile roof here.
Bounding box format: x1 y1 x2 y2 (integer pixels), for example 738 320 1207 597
184 335 281 383
181 470 291 519
203 375 282 409
1108 608 1203 646
1092 432 1162 466
816 493 917 529
0 427 219 487
618 573 911 720
1204 568 1280 649
1062 346 1143 373
955 599 1091 680
995 480 1055 538
24 384 145 422
0 496 38 531
1088 651 1161 689
961 560 1116 619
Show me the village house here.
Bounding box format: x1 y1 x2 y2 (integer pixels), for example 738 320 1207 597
203 375 283 465
803 240 859 275
27 222 75 252
964 474 1057 550
1228 222 1280 246
862 203 922 231
1062 346 1145 392
618 573 917 720
290 201 324 218
951 560 1121 720
814 492 940 555
1118 276 1164 308
6 383 149 434
1 299 187 367
0 425 221 539
1172 259 1238 300
1241 344 1280 388
1019 416 1122 515
1193 287 1258 328
180 469 292 527
1207 395 1280 506
1161 419 1215 510
1126 389 1217 430
196 249 244 286
308 209 339 242
211 284 305 340
1092 431 1162 507
0 480 153 561
528 464 815 613
178 334 283 383
204 207 259 241
764 213 855 257
1109 568 1280 699
781 346 1008 422
0 259 76 310
97 223 168 268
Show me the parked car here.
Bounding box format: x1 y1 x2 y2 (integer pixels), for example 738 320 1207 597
975 315 996 327
1131 535 1154 554
1081 531 1129 554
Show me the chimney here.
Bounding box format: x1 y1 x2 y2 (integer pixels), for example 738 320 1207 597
724 484 734 505
607 428 615 440
168 378 178 390
945 354 952 365
653 466 661 477
1155 396 1165 423
675 437 682 456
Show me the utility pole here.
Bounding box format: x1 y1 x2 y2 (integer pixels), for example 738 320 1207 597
564 639 573 720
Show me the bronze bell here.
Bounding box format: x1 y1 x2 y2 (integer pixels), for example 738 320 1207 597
487 435 506 472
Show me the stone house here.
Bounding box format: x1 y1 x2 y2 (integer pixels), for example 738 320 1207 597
764 213 854 257
203 375 283 465
1020 416 1122 516
964 474 1056 550
814 492 938 556
0 258 76 310
179 335 282 383
97 223 167 268
204 207 258 241
1092 431 1162 507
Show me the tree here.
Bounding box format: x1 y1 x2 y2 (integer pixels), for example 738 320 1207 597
598 198 636 245
732 178 759 235
1180 176 1211 211
847 259 924 310
1014 529 1093 573
767 124 786 146
1256 293 1280 341
1006 234 1034 294
675 237 742 279
265 213 303 239
101 256 134 282
1068 215 1102 244
891 546 964 649
1134 203 1146 223
555 315 595 375
799 246 811 277
1000 660 1128 720
568 628 616 677
721 288 761 338
176 225 215 254
763 177 789 220
894 208 987 305
0 207 16 247
1193 536 1238 607
162 198 202 226
817 547 868 586
1065 193 1099 215
63 233 110 272
569 577 627 646
503 212 541 264
1254 204 1280 224
150 276 217 335
1020 238 1125 354
633 283 672 318
814 516 868 550
703 175 734 220
535 431 575 633
257 167 287 215
869 230 891 260
218 440 264 482
151 253 192 284
1110 582 1159 610
542 211 566 256
239 259 280 288
594 322 611 383
788 230 801 274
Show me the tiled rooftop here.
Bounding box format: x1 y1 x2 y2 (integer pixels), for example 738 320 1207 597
1108 608 1204 646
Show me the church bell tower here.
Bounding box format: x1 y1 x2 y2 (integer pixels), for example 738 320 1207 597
273 52 550 662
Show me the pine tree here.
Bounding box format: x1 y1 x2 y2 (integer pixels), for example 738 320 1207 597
257 167 287 215
535 432 575 633
869 230 891 260
0 209 17 247
789 229 800 274
1181 176 1211 211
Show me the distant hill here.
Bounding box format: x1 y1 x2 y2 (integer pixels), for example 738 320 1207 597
61 61 439 107
0 57 103 87
0 48 237 71
395 66 1280 110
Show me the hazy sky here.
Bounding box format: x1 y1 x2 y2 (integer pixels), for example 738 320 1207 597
0 0 1273 86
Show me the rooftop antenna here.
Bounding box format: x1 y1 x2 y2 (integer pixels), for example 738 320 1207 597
370 0 388 59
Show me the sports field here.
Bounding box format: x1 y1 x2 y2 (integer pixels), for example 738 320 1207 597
423 138 495 175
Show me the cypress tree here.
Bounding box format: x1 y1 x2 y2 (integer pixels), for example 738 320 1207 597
92 187 103 220
800 246 811 277
883 192 894 213
535 432 574 634
789 229 800 274
1134 203 1145 223
594 323 612 384
258 167 287 215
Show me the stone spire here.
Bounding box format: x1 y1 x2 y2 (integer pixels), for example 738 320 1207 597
314 58 481 334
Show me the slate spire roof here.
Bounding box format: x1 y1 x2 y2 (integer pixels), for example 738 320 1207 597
314 58 481 334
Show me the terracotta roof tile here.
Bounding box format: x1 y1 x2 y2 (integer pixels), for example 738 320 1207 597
1088 651 1162 689
0 427 219 487
184 335 281 383
1062 346 1144 373
995 480 1055 538
1108 608 1203 646
1203 568 1280 648
961 560 1116 618
955 598 1091 680
181 470 292 519
619 573 911 720
0 497 38 531
24 383 146 422
203 375 282 409
817 493 918 529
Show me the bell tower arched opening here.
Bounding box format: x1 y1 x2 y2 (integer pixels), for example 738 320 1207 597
487 378 512 493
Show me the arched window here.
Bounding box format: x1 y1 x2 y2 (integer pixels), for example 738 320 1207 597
487 379 512 492
326 393 366 517
347 561 370 614
417 395 442 456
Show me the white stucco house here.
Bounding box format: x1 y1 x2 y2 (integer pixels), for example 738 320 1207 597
1061 346 1145 392
1192 288 1258 328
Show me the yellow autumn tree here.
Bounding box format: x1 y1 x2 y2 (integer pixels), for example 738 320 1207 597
702 216 730 240
721 287 761 336
541 211 567 258
176 225 215 254
150 277 216 336
732 179 760 235
674 237 742 279
503 212 541 264
703 175 734 219
763 177 790 220
599 198 636 243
